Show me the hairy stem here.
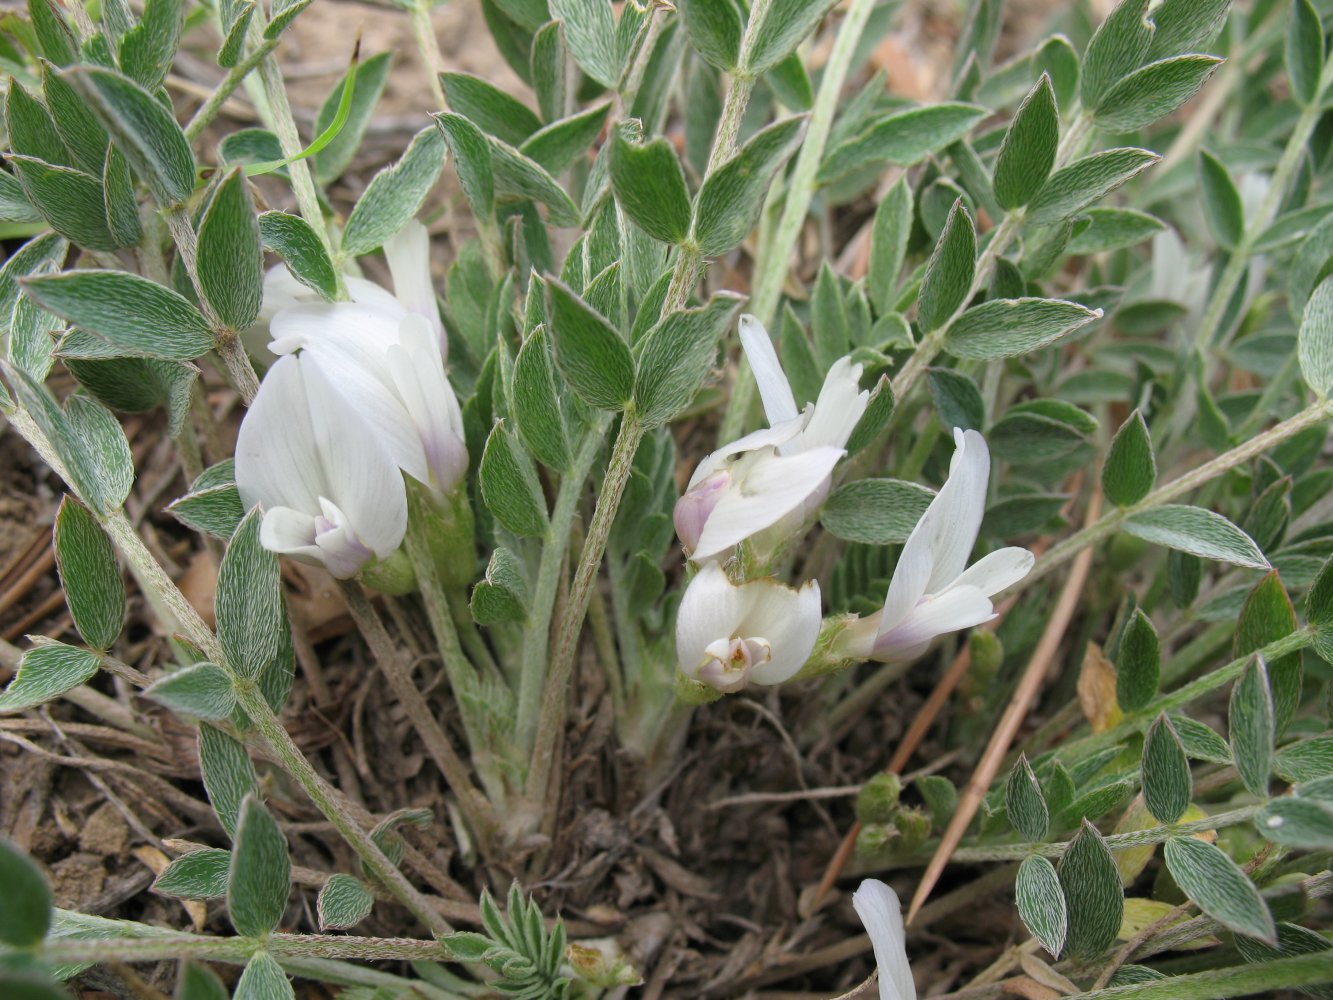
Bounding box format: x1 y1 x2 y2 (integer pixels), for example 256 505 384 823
183 39 282 141
1023 399 1333 592
720 0 882 441
948 804 1263 863
1188 61 1332 357
162 208 261 403
515 424 607 753
1073 952 1333 1000
255 51 343 297
402 489 503 805
233 682 451 935
408 0 449 110
525 416 645 803
335 580 496 846
1050 630 1312 766
40 929 448 965
660 0 775 316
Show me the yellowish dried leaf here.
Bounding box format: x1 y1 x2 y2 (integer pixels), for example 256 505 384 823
1078 641 1124 733
1000 976 1062 1000
1119 897 1216 950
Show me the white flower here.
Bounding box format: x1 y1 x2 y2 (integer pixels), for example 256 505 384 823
235 354 408 579
246 219 445 357
842 429 1033 663
676 562 822 692
263 223 467 494
852 879 916 1000
674 314 869 561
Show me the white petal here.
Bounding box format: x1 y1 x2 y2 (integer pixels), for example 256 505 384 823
272 304 430 483
873 585 994 662
691 445 844 561
685 415 806 490
746 578 822 685
259 265 321 321
852 879 916 1000
676 563 754 676
921 428 991 594
235 355 326 516
382 219 442 340
951 546 1034 597
300 360 409 558
739 314 799 426
345 275 409 316
798 356 869 451
878 530 933 636
259 505 321 561
384 315 467 490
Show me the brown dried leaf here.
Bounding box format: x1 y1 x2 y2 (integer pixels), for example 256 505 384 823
177 551 217 628
1078 642 1124 733
1000 976 1062 1000
1019 954 1079 995
133 845 208 931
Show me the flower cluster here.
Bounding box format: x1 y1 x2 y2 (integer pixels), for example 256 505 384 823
235 222 467 580
675 316 1033 693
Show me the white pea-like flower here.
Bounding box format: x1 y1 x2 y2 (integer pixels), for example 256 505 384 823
235 354 408 579
675 562 822 692
674 314 869 562
841 429 1034 663
852 879 916 1000
264 223 467 494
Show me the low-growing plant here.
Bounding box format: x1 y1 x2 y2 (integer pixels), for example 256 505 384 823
0 0 1331 997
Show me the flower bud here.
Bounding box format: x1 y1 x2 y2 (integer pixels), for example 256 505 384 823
893 807 931 853
856 773 903 825
566 938 642 987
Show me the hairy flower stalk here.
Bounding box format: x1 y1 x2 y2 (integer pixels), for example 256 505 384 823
674 314 868 562
840 429 1034 663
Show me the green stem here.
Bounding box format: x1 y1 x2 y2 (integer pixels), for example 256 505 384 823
401 489 505 806
233 682 451 936
183 38 281 141
280 958 464 1000
162 207 261 403
662 243 703 314
889 211 1023 403
408 0 449 110
39 930 447 965
948 804 1263 863
104 507 221 658
515 425 607 753
525 417 645 802
1052 630 1312 766
720 0 882 442
1022 400 1333 593
256 52 342 293
659 0 774 317
4 404 218 656
335 579 496 845
1189 62 1333 357
1072 953 1333 1000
